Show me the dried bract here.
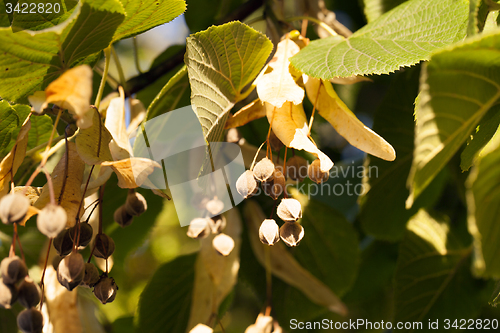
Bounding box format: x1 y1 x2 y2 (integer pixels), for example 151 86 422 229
57 252 85 291
37 204 67 238
276 198 302 222
17 277 41 308
253 158 275 182
236 170 258 199
212 233 235 256
0 193 30 225
187 218 211 239
93 234 115 259
93 276 118 304
307 158 329 184
259 219 280 245
1 256 28 284
17 308 44 333
279 222 304 247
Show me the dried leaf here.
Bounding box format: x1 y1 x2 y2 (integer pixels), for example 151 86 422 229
266 101 333 172
29 65 94 129
104 87 132 160
244 200 348 316
75 108 114 165
256 38 304 108
34 142 85 227
186 208 242 331
102 158 160 189
225 99 266 129
127 98 146 135
13 186 43 205
0 117 31 198
305 77 395 161
82 166 113 195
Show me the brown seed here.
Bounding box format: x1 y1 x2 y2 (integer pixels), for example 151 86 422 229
268 130 284 152
0 277 18 309
236 170 258 199
212 233 235 256
187 218 211 239
68 222 93 249
93 276 118 304
53 229 73 256
286 156 308 182
253 158 275 182
206 198 224 215
208 215 226 234
190 323 214 333
276 198 302 222
259 219 280 246
279 222 304 247
17 277 41 308
307 158 329 184
93 234 115 259
1 256 28 284
57 252 85 291
125 191 147 216
82 263 100 287
262 169 286 200
52 256 63 271
37 204 67 238
17 308 44 333
114 205 134 227
0 193 30 225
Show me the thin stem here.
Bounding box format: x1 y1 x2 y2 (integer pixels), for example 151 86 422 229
39 238 52 310
264 245 272 315
14 224 25 262
41 168 56 205
41 108 62 166
301 18 308 37
25 135 64 156
266 107 276 159
250 141 267 171
217 316 226 333
308 81 322 135
98 185 105 235
132 37 143 74
111 46 127 89
95 47 111 110
286 16 338 37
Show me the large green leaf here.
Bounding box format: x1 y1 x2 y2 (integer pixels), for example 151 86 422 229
394 210 480 327
290 0 468 79
359 68 446 240
0 101 19 152
0 0 125 103
466 130 500 278
10 0 79 32
406 31 500 207
135 254 196 333
112 0 186 42
185 21 273 141
362 0 407 23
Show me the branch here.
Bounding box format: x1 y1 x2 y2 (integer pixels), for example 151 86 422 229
125 0 264 96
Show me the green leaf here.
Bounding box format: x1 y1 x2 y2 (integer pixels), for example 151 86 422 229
112 0 186 42
394 210 480 326
460 105 500 171
362 0 408 23
13 104 53 151
185 21 273 141
466 130 500 278
0 0 125 103
10 0 79 32
0 100 19 152
359 68 446 240
136 254 196 333
290 0 468 79
468 0 489 36
407 31 500 207
292 190 359 296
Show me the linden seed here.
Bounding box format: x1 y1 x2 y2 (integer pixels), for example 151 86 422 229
0 193 30 225
286 156 308 182
1 256 28 284
307 158 329 184
262 169 285 200
259 219 280 246
206 198 224 216
93 234 115 259
190 323 214 333
114 205 134 227
0 278 18 309
93 276 118 304
125 191 147 216
276 198 302 222
279 222 304 247
226 128 241 144
268 130 284 152
17 308 44 333
82 263 100 288
68 222 93 249
208 215 226 234
253 158 275 182
236 170 258 199
37 204 67 238
57 252 85 291
17 277 41 308
212 233 235 256
53 229 73 257
187 218 211 239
